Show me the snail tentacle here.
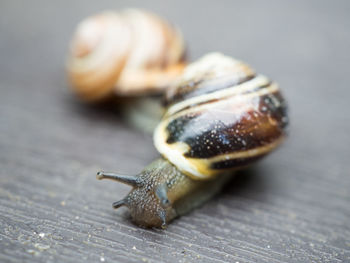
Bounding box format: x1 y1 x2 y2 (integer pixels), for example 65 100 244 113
155 183 171 208
112 200 126 209
96 171 141 186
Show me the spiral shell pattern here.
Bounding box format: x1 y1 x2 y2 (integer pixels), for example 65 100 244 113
154 53 288 179
67 9 186 101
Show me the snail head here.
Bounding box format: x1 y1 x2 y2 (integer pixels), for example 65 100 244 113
96 169 176 228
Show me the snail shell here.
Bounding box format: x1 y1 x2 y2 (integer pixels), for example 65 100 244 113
154 53 288 180
67 9 186 101
97 53 288 228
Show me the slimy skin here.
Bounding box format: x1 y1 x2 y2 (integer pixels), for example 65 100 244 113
97 158 231 228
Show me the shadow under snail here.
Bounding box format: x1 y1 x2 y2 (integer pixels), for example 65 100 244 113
97 53 289 228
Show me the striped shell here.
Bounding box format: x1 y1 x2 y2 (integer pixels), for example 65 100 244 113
67 9 186 102
154 53 288 180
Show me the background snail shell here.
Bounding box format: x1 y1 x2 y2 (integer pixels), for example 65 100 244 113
67 9 186 102
97 53 288 228
154 52 288 179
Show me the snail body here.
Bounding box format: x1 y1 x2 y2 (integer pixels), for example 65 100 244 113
98 159 230 227
97 53 288 228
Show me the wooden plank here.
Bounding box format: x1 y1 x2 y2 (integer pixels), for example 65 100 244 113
0 1 349 262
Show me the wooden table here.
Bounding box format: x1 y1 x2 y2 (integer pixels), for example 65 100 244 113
1 1 349 262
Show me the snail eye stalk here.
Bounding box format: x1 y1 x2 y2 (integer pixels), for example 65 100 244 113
96 171 141 186
155 183 171 208
112 199 126 209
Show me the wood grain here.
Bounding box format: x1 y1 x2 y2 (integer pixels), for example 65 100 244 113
0 1 349 262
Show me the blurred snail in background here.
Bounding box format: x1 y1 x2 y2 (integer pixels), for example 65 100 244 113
67 9 186 102
97 53 289 228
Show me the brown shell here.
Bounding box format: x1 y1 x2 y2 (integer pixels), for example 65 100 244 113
154 53 288 180
67 9 186 102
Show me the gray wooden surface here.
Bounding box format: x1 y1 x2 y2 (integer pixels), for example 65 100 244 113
1 1 350 262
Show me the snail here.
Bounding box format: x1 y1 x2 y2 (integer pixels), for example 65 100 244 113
97 53 288 228
67 9 186 102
